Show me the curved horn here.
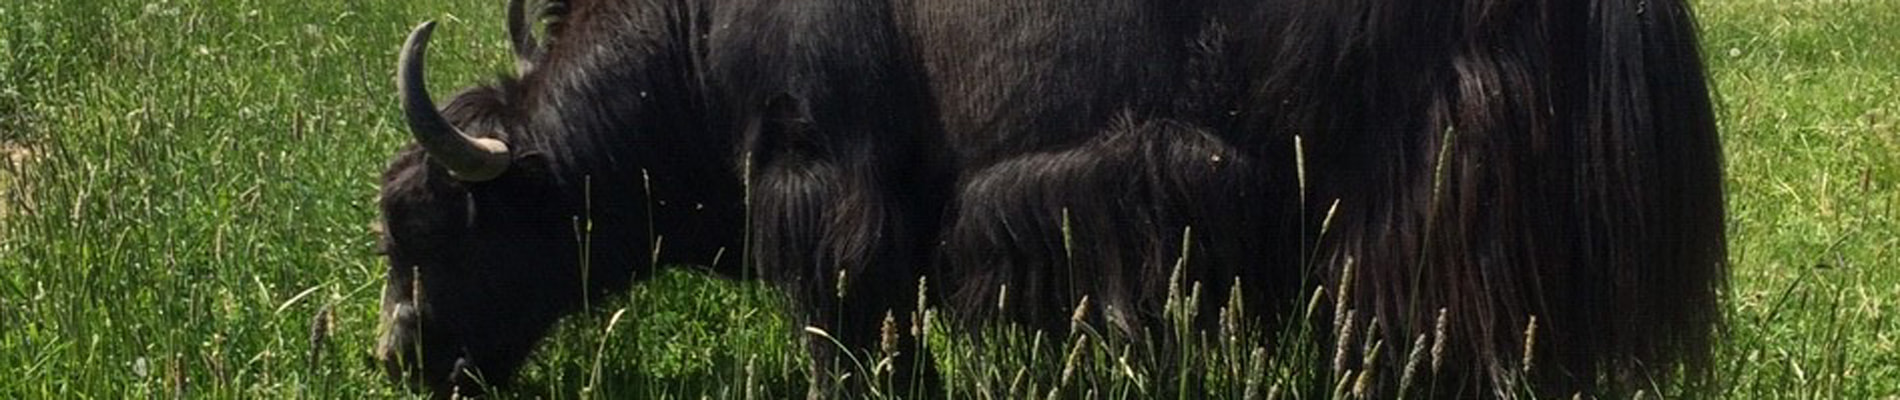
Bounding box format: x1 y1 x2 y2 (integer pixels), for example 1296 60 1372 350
400 21 511 182
506 0 541 73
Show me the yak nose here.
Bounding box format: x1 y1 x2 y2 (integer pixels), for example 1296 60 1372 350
374 302 482 395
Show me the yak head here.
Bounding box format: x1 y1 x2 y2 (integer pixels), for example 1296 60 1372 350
372 14 591 394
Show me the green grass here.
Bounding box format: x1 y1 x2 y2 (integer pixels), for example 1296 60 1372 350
1699 0 1900 397
2 0 1896 398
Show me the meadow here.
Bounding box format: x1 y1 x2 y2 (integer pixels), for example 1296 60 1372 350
1 0 1895 398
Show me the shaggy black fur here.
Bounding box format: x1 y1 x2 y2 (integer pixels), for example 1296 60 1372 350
938 117 1278 335
1236 0 1727 396
902 0 1302 339
374 0 941 395
706 0 948 395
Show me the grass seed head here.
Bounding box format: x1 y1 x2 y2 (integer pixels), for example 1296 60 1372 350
1352 361 1376 399
1305 285 1326 320
881 310 900 356
1332 370 1356 399
1400 333 1428 393
1187 281 1203 320
1334 309 1358 374
1243 347 1268 400
1060 335 1089 386
308 304 333 372
1070 295 1090 335
997 284 1009 314
835 267 849 300
1521 315 1538 374
1335 257 1356 322
915 277 929 334
1222 279 1245 345
1431 308 1449 374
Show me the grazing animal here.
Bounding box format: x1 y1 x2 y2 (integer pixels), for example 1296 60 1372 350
374 0 1289 396
370 0 1725 397
1236 0 1727 396
372 0 939 395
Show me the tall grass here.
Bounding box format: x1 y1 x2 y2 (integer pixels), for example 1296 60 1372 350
1699 0 1900 397
1 0 1895 397
2 1 498 397
0 0 811 395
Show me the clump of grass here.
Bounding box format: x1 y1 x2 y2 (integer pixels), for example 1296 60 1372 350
929 229 1316 399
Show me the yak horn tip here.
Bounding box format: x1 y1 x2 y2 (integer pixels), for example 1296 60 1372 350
448 138 512 181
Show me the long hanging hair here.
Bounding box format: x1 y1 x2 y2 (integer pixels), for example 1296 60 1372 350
1240 0 1726 396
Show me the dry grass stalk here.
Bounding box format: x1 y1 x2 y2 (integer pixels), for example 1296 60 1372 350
1354 338 1384 399
1335 257 1357 326
1304 285 1326 320
1243 347 1267 400
1521 315 1538 374
913 277 929 339
997 284 1009 314
1116 346 1146 393
1059 335 1090 387
1431 308 1449 375
307 304 333 374
1334 309 1359 375
1399 332 1428 394
835 267 849 300
1223 278 1245 343
878 310 901 380
743 356 757 400
1332 370 1356 399
1007 366 1028 399
1070 295 1091 336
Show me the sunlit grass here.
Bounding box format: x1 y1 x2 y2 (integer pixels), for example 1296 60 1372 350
1 0 1894 397
1699 0 1900 397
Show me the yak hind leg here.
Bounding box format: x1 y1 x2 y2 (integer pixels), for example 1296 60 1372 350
938 118 1291 342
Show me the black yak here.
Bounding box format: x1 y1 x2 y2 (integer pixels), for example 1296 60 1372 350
1236 0 1728 396
370 0 1726 398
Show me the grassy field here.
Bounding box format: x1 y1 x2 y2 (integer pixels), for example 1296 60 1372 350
2 0 1895 398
